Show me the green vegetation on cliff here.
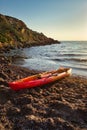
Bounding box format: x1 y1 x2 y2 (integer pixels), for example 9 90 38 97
0 14 59 50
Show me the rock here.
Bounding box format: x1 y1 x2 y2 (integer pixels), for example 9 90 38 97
0 72 8 79
0 123 5 130
0 78 8 86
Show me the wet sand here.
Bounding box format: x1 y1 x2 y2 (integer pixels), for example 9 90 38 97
0 55 87 130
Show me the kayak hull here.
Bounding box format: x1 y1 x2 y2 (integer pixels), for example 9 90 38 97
8 67 72 90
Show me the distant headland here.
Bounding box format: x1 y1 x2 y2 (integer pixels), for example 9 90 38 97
0 14 60 52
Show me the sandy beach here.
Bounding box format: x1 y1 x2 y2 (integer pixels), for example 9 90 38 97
0 55 87 130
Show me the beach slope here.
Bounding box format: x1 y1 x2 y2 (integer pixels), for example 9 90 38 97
0 56 87 130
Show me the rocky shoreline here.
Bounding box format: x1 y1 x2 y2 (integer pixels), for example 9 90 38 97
0 55 87 130
0 40 60 54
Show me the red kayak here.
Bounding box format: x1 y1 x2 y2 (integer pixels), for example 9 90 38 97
8 67 72 90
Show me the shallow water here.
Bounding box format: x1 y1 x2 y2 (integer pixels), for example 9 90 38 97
6 41 87 76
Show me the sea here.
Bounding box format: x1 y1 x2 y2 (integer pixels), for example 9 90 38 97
6 41 87 77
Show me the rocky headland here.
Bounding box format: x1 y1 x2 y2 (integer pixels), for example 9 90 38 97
0 14 60 52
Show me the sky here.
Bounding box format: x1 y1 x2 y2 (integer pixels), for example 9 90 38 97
0 0 87 41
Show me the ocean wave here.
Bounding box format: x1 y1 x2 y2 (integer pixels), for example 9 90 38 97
51 58 87 62
68 58 87 62
56 53 87 57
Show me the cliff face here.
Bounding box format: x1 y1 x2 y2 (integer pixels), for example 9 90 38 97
0 14 60 50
